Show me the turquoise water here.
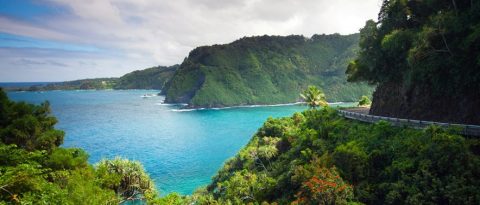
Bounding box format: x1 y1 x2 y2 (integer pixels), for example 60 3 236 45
7 90 354 195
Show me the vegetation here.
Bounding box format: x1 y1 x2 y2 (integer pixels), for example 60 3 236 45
300 86 328 109
114 65 179 90
25 78 118 91
7 65 178 92
163 34 374 108
0 88 162 204
357 95 371 106
186 108 480 204
96 157 158 203
347 0 480 124
2 80 479 204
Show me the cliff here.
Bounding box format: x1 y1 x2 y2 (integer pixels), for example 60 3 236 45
162 34 373 108
346 0 480 125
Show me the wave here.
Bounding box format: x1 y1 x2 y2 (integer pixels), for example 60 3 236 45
170 108 206 112
328 102 345 105
167 102 305 112
156 102 189 106
164 101 355 112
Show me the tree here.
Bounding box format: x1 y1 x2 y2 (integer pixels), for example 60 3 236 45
346 0 480 124
300 86 328 109
0 88 64 152
358 95 371 106
95 157 158 202
0 88 116 204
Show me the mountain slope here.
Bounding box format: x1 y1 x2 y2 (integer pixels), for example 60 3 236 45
189 108 480 204
346 0 480 124
163 34 373 108
114 65 179 89
8 65 178 91
26 78 118 91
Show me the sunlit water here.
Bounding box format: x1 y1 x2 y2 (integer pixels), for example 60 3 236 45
7 90 355 195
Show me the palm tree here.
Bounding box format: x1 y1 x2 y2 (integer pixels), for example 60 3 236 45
300 86 328 109
358 95 371 106
96 157 157 202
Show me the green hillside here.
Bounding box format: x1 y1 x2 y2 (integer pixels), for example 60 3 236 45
8 65 178 91
163 34 374 108
26 78 118 91
114 65 179 89
347 0 480 124
185 108 480 204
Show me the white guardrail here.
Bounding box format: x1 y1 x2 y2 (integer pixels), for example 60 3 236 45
337 110 480 136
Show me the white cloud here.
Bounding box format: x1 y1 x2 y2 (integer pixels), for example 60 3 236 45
0 0 381 81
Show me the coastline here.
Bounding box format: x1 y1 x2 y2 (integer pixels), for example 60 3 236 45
165 101 357 111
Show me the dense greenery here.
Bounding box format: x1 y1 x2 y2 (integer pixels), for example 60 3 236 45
7 65 178 92
2 81 479 204
163 34 374 108
0 89 161 204
358 96 371 106
347 0 480 124
300 86 327 109
25 78 118 91
114 65 179 90
96 157 158 203
186 108 480 204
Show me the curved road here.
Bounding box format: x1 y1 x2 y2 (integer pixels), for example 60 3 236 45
338 108 480 137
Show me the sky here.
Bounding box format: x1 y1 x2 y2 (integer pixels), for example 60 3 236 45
0 0 382 82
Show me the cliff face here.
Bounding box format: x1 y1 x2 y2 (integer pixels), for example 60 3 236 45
346 0 480 125
370 82 480 125
163 34 374 107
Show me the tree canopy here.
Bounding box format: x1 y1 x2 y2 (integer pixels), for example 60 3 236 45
300 86 328 109
163 34 373 108
188 108 480 204
358 95 371 106
0 89 162 204
346 0 480 124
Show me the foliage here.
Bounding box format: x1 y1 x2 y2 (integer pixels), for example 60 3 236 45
0 92 63 152
115 65 179 90
0 89 174 204
150 192 189 205
357 96 371 106
0 89 119 204
24 78 118 91
96 157 158 202
7 65 178 92
164 34 374 107
346 0 480 123
192 107 480 204
292 164 353 205
300 86 328 109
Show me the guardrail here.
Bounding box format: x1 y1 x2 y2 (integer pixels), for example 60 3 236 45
338 110 480 136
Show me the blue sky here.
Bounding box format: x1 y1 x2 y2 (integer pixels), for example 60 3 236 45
0 0 381 82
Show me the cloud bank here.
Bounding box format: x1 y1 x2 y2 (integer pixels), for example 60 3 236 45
0 0 381 81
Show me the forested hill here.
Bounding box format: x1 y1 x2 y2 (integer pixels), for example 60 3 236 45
7 65 178 91
347 0 480 124
186 108 480 204
162 34 374 108
114 65 179 89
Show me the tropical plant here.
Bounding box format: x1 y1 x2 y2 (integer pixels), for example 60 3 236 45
0 88 116 204
197 107 480 204
300 86 328 109
96 157 158 202
346 0 480 124
358 95 371 106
